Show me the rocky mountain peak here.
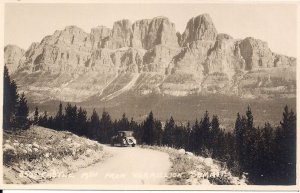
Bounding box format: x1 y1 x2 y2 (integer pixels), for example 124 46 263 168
4 44 23 52
144 16 179 49
216 33 233 41
4 13 296 102
180 14 218 46
64 25 86 32
91 25 111 35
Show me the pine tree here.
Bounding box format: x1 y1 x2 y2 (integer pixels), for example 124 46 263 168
246 105 253 129
130 118 142 143
185 121 192 150
255 122 274 184
224 131 240 175
55 102 64 130
244 106 258 178
154 120 163 145
211 115 220 132
173 124 187 148
88 109 100 140
99 110 113 143
14 93 29 129
77 107 87 135
64 103 77 132
275 105 296 184
239 115 248 172
210 115 221 157
234 113 243 171
39 111 48 127
162 116 176 146
280 105 290 130
189 119 200 152
142 111 156 145
118 113 130 131
234 113 242 138
214 129 226 160
199 110 210 150
33 106 39 125
3 65 19 130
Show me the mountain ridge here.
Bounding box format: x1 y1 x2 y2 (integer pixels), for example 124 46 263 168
4 14 296 103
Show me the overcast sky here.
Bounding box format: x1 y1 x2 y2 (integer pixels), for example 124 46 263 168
4 3 297 57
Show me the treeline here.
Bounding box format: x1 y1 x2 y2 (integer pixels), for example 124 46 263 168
3 65 30 130
233 106 296 185
33 104 169 146
34 104 140 144
3 65 296 185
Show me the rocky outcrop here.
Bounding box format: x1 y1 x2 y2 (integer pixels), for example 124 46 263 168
132 17 179 50
4 14 296 102
16 26 92 74
143 17 179 49
180 14 218 46
273 53 296 67
90 26 111 49
111 48 145 73
143 45 181 73
239 37 274 70
103 20 132 49
4 45 25 73
131 19 152 49
204 34 244 77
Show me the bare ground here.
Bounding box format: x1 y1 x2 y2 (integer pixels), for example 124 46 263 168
47 145 171 185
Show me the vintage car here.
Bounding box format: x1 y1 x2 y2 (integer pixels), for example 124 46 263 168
111 131 137 147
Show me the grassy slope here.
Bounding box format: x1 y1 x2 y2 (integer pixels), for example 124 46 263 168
3 126 111 184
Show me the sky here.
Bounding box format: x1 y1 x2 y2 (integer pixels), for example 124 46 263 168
4 3 297 57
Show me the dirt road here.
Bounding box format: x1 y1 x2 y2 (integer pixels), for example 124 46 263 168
48 145 171 185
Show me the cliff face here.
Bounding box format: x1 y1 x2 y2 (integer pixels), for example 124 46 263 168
5 14 296 102
180 14 218 46
4 45 25 73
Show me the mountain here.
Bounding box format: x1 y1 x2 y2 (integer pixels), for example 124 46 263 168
4 14 296 104
4 45 25 74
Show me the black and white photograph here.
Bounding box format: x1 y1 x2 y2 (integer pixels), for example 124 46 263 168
1 1 298 190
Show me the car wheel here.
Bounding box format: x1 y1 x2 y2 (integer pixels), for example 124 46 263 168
132 144 135 147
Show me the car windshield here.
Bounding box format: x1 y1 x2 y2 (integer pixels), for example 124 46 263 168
119 131 133 137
